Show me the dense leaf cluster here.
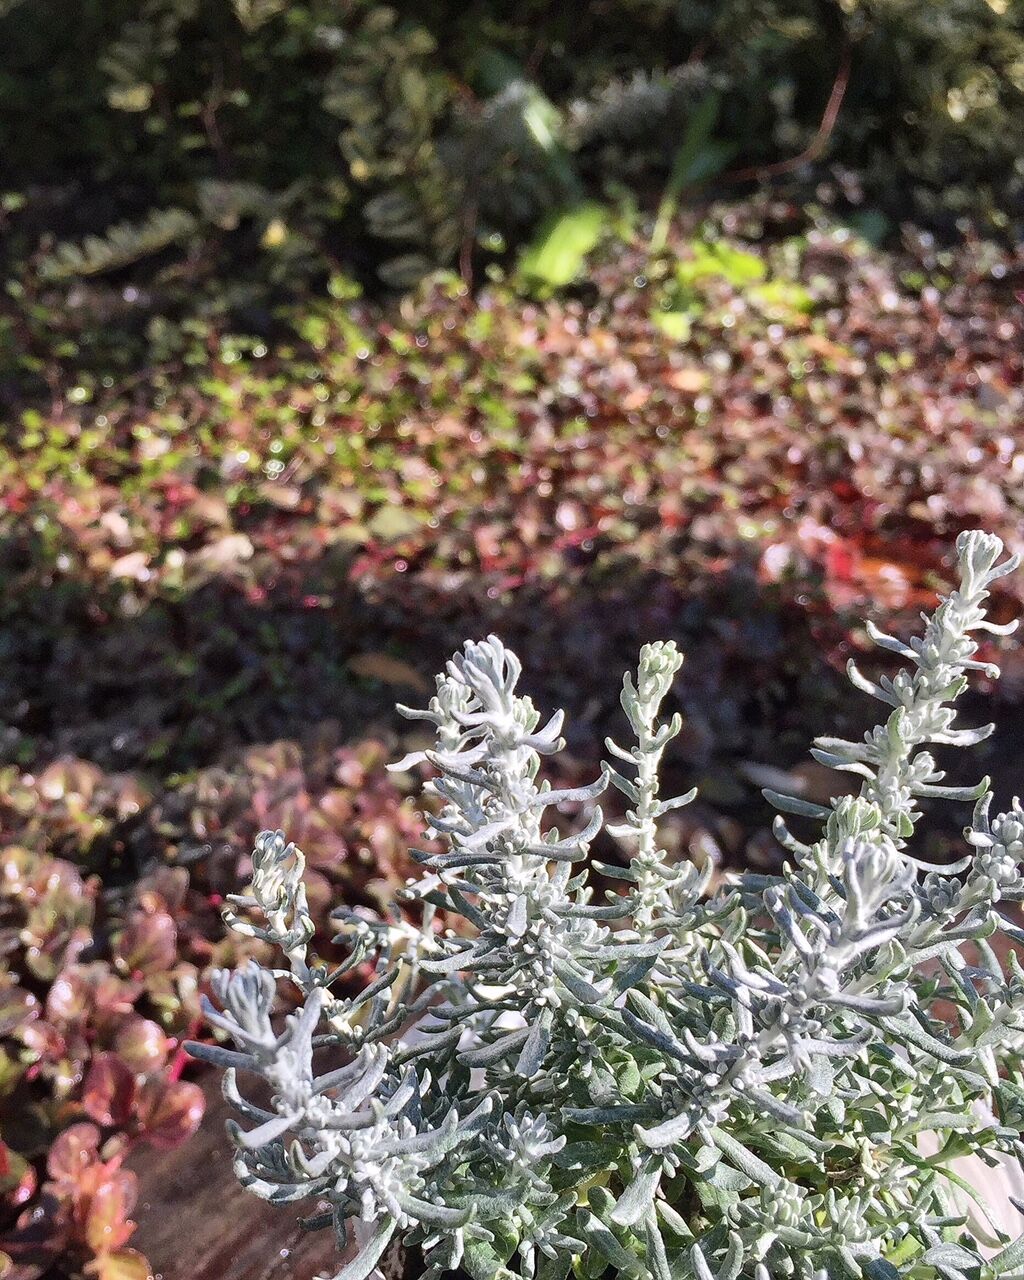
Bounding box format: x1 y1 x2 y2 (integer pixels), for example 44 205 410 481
0 740 424 1279
3 211 1022 787
196 531 1024 1280
0 848 204 1280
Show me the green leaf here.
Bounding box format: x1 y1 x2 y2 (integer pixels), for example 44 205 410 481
748 280 815 318
675 241 766 289
651 311 692 341
692 1160 749 1213
553 1141 619 1169
651 92 731 252
922 1241 982 1275
644 1215 672 1280
519 203 608 289
463 1236 516 1280
460 1220 518 1280
367 505 427 541
575 1209 645 1276
614 1054 642 1096
655 1198 694 1241
708 1130 783 1188
537 1253 573 1280
610 1162 662 1226
865 1260 903 1280
333 1218 397 1280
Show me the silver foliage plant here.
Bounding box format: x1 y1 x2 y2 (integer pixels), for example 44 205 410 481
188 530 1024 1280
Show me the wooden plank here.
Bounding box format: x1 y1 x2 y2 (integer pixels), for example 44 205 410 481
128 1073 341 1280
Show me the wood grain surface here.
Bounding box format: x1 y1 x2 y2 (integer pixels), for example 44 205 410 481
128 1073 342 1280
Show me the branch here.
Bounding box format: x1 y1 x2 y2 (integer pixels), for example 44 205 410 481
723 43 852 185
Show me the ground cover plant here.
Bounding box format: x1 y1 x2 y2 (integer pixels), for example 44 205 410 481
0 841 205 1280
3 203 1023 788
193 529 1024 1280
0 743 426 1279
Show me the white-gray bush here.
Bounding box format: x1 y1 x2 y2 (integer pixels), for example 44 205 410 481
189 530 1024 1280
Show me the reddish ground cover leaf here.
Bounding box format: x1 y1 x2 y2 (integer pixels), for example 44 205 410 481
134 1080 205 1151
82 1056 137 1130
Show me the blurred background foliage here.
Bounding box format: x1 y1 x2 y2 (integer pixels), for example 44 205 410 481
2 0 1024 379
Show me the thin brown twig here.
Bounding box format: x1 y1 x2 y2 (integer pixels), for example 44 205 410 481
722 41 853 185
201 71 232 179
459 199 478 289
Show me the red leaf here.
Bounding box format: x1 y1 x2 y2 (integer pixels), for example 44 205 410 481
824 538 859 583
113 911 177 978
0 980 38 1037
3 1191 66 1273
92 1247 154 1280
0 1142 36 1208
47 1123 101 1184
135 1078 204 1150
82 1055 137 1129
45 971 91 1024
83 1171 137 1254
112 1018 168 1075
